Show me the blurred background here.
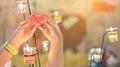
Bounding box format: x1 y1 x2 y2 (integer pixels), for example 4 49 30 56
1 0 120 67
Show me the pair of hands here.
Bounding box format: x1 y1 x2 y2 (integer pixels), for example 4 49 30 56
10 14 63 48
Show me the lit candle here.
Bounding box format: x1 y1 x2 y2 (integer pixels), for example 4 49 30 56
52 11 63 23
43 40 49 52
17 1 26 13
26 44 30 52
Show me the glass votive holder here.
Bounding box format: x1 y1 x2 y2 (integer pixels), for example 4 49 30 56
93 48 103 62
23 47 36 64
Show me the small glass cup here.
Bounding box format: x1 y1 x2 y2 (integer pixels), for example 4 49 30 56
23 47 36 64
51 11 63 23
93 48 103 62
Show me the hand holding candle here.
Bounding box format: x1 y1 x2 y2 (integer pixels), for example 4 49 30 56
29 14 46 25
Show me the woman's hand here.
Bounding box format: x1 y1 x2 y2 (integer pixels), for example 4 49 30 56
9 15 37 49
36 15 63 67
36 15 63 43
0 15 37 67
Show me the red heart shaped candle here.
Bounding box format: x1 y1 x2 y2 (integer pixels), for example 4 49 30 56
30 14 46 25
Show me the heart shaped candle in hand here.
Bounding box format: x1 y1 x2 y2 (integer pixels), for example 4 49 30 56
30 14 46 25
36 14 46 25
30 15 37 23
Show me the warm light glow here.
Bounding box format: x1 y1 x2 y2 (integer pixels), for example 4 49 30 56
107 27 118 42
92 1 115 13
106 27 117 32
17 2 26 13
42 40 49 52
26 44 30 52
52 11 63 23
89 48 103 62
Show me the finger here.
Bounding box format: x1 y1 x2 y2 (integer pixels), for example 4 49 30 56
23 25 37 42
20 14 36 30
37 24 50 35
35 14 46 26
44 16 60 31
29 26 36 37
46 16 55 24
36 15 50 31
24 22 36 35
